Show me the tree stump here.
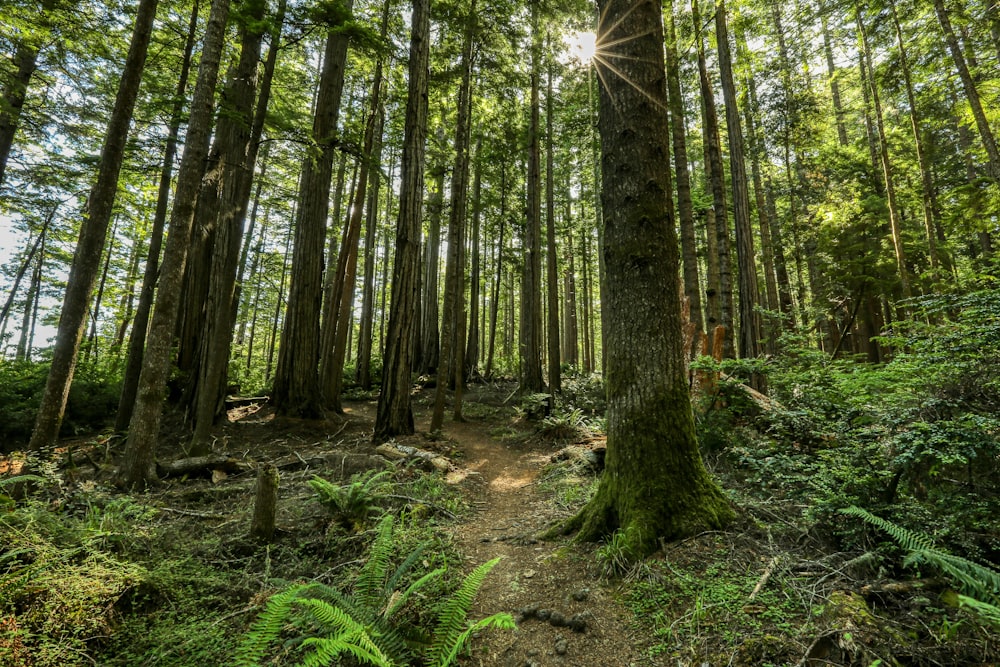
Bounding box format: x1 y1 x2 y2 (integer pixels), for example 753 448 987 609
249 464 279 543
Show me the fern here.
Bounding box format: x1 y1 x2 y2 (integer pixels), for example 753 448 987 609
356 514 395 611
309 470 391 530
427 557 513 667
842 506 1000 627
235 583 316 667
0 474 45 490
237 521 513 666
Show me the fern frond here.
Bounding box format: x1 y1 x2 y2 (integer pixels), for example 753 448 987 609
434 612 516 667
386 542 426 593
0 474 45 490
958 595 1000 628
357 514 395 610
427 557 503 666
842 506 1000 621
299 634 393 667
385 567 445 619
235 583 317 667
840 506 936 553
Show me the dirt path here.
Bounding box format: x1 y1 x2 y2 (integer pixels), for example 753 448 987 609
433 417 656 667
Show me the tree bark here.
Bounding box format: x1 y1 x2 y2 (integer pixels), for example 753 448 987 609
29 0 161 452
117 0 231 488
715 0 762 373
188 0 272 454
545 44 561 393
465 136 483 379
115 0 199 433
520 0 545 394
431 0 476 432
272 3 353 417
665 0 703 345
933 0 1000 180
821 10 849 148
857 9 912 300
890 0 943 275
373 0 430 442
419 162 445 375
557 0 733 556
693 0 733 359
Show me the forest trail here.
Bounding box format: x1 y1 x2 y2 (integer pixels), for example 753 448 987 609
425 415 655 667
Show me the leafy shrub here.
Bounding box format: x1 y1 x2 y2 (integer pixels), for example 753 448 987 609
0 359 121 448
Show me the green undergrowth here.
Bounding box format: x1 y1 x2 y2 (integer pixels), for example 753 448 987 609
0 455 476 666
623 537 813 665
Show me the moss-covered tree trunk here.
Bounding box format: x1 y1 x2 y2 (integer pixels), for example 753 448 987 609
559 0 734 557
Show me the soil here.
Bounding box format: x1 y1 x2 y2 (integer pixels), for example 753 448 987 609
344 387 654 666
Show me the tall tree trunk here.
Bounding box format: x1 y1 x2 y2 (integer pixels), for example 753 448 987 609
272 3 353 417
118 0 231 488
485 162 506 379
890 0 943 275
520 0 545 393
666 0 703 344
465 136 483 379
373 0 429 441
821 10 849 147
420 162 445 375
0 206 55 345
737 32 780 349
357 109 385 390
115 222 143 348
933 0 1000 180
84 218 117 363
189 0 271 453
431 0 476 431
29 0 161 452
115 0 199 433
694 0 734 359
323 3 390 410
562 216 578 368
16 233 45 362
715 0 762 373
0 0 58 188
557 0 733 556
858 9 912 300
545 44 561 393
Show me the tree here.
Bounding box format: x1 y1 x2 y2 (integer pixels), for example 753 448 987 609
27 0 161 452
552 0 733 557
519 0 545 394
272 0 353 417
0 0 59 188
117 0 231 488
114 0 200 433
373 0 430 442
430 0 477 433
714 0 762 371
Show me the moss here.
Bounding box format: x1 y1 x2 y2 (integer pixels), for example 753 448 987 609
554 381 735 558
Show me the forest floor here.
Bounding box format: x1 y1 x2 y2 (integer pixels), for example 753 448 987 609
3 380 999 666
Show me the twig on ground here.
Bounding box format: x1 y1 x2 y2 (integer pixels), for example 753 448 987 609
748 555 782 601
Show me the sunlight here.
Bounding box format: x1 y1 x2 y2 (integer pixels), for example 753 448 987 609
565 30 597 66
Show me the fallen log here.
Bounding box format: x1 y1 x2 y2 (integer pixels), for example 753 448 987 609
375 442 451 472
156 455 251 478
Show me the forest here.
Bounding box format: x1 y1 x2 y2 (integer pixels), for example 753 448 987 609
1 0 999 664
